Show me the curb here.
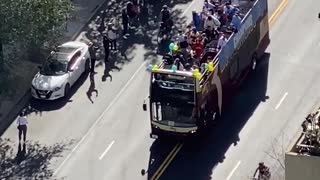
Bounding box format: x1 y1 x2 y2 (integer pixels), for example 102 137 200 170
0 91 31 136
0 0 110 137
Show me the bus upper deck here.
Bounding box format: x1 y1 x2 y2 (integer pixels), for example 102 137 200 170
150 0 268 77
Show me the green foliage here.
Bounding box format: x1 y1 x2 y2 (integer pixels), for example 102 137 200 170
0 0 74 46
0 0 74 98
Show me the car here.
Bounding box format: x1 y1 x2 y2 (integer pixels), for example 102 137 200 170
31 41 91 100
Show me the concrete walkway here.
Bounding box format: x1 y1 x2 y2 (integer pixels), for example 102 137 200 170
0 0 119 135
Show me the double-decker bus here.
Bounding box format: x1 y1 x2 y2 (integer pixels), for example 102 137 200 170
143 0 270 139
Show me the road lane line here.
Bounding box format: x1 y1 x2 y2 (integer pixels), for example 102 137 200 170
54 0 288 176
54 0 197 175
53 61 147 176
275 92 288 110
150 1 290 179
226 161 241 180
182 0 196 16
268 0 289 27
99 140 115 160
151 0 289 180
150 143 180 180
153 143 183 180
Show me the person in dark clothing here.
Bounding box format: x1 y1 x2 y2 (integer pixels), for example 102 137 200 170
103 35 110 65
88 42 98 73
161 5 170 23
122 8 129 39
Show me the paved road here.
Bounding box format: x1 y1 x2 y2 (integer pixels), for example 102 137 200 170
160 0 320 180
0 0 288 180
0 0 198 180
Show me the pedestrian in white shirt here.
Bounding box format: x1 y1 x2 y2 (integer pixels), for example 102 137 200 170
107 23 118 50
16 112 28 142
204 15 221 31
217 33 227 49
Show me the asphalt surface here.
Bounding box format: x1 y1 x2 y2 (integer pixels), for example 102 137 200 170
1 0 306 180
160 0 320 180
0 0 198 180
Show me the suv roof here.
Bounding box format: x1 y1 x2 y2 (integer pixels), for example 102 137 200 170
49 46 80 61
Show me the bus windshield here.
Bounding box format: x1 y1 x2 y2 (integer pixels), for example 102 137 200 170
151 72 195 103
150 72 196 126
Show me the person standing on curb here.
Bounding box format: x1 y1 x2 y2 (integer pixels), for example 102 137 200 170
122 8 129 39
88 41 98 74
107 23 118 51
103 34 110 67
16 112 28 143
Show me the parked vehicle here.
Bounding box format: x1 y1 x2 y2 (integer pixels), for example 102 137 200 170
31 41 90 100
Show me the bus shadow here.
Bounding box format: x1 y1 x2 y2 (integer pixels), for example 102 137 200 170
146 53 270 180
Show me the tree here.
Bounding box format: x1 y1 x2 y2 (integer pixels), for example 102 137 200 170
0 0 74 95
0 0 73 49
264 133 287 180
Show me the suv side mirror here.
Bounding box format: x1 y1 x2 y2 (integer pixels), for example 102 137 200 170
143 103 147 111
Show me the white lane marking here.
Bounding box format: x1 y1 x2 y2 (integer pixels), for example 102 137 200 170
226 161 241 180
275 92 288 110
53 61 146 176
99 140 115 160
53 1 196 175
182 0 196 16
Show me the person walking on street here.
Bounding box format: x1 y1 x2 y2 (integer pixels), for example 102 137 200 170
103 35 110 67
107 23 118 51
88 41 98 73
122 8 129 39
16 112 28 143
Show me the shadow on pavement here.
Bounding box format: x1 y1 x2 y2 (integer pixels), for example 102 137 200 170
0 138 75 180
21 72 90 115
84 0 192 68
142 138 180 179
13 0 192 117
147 53 270 180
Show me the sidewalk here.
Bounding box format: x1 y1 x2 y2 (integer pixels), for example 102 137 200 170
0 0 118 136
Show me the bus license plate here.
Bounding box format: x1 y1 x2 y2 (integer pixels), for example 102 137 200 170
168 121 175 126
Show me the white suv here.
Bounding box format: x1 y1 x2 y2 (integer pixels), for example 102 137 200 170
31 41 90 100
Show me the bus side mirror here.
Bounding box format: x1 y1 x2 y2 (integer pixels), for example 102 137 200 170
143 103 147 111
143 96 150 111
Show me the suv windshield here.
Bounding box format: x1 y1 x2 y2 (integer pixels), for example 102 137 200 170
40 58 68 76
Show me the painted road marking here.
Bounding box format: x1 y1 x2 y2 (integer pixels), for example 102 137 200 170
226 161 242 180
99 140 115 160
269 0 289 27
54 0 289 177
182 0 196 16
53 0 197 175
152 0 290 179
275 92 288 110
53 60 147 176
151 143 183 180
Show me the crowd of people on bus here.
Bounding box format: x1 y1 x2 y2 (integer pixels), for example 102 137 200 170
161 0 244 73
91 0 245 74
